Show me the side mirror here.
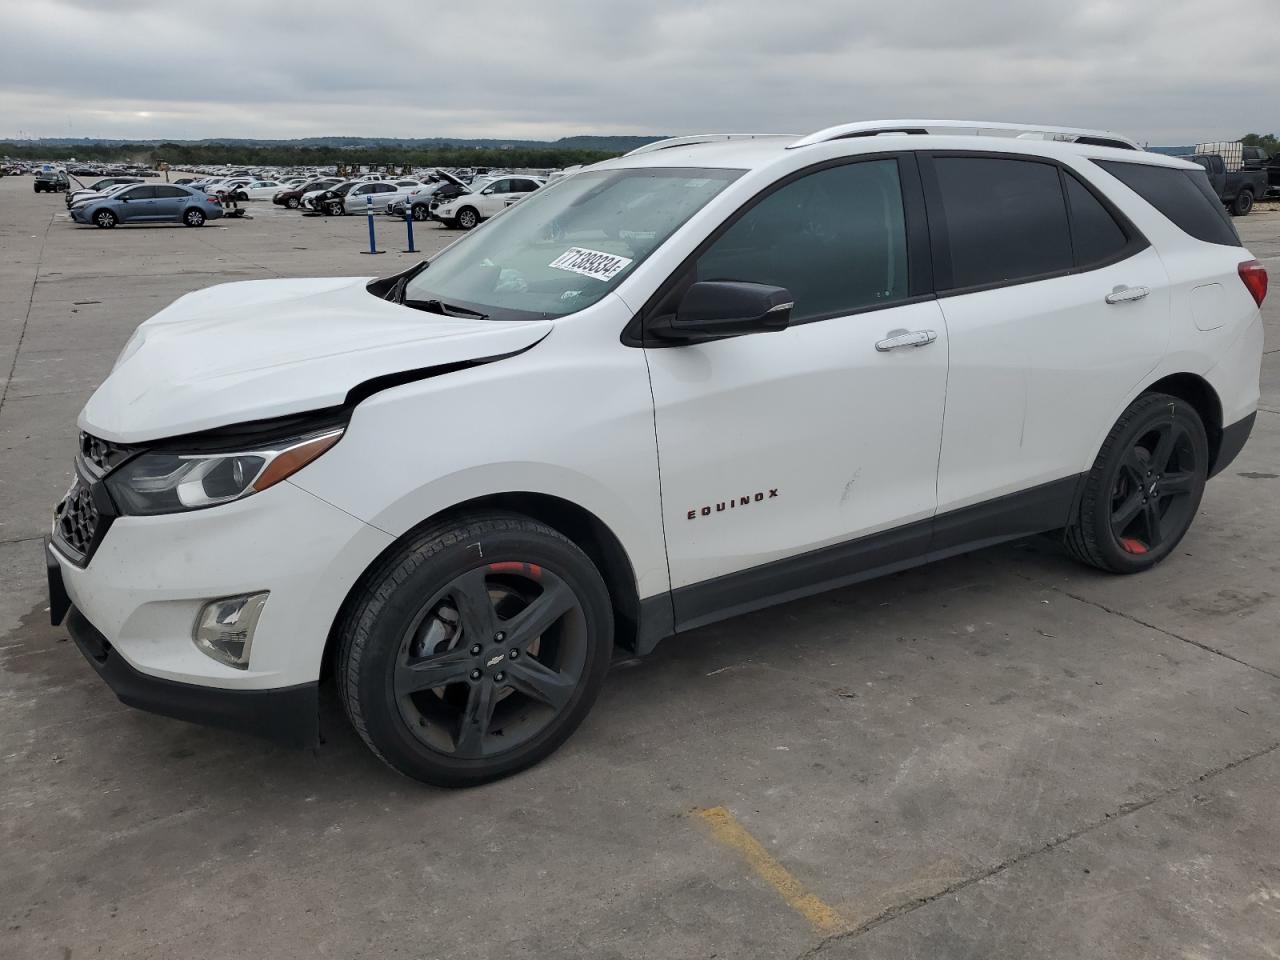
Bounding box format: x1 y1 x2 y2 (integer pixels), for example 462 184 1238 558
651 281 793 343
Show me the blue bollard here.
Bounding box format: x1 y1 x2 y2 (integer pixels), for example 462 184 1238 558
360 193 383 255
403 204 417 254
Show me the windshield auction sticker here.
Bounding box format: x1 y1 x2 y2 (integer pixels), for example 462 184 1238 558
549 247 634 282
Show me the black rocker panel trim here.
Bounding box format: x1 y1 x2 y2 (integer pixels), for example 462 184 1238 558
1209 412 1255 478
669 474 1084 633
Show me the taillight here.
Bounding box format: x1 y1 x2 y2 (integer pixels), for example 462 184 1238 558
1239 259 1268 307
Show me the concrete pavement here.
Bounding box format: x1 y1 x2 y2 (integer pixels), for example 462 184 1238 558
1 174 1278 959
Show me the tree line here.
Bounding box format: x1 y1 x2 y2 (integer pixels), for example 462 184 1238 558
0 141 619 169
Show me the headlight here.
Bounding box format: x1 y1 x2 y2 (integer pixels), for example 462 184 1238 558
105 428 343 515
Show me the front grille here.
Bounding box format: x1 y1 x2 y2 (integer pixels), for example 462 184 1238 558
79 432 132 478
53 475 100 563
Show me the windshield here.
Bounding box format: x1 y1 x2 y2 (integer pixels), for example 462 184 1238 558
402 167 740 319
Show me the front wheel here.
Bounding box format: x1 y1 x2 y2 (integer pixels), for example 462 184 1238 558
337 513 614 787
1064 392 1208 573
456 207 479 230
286 197 301 209
411 203 430 221
93 209 117 228
325 200 344 216
183 208 206 227
1232 190 1254 216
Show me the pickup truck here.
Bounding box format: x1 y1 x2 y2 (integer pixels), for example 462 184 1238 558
1185 142 1269 215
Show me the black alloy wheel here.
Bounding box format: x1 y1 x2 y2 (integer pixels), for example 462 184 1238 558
1065 392 1208 573
337 513 613 786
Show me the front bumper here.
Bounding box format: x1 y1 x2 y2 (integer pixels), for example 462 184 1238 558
64 602 319 748
47 476 394 691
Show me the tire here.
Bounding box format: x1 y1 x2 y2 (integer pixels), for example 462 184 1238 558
286 197 300 209
93 209 117 229
1232 190 1254 217
1063 392 1208 574
234 191 247 202
183 208 205 227
411 203 429 222
456 207 480 230
336 512 614 787
325 200 344 216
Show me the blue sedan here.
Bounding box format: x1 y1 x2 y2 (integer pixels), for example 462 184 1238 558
71 183 224 228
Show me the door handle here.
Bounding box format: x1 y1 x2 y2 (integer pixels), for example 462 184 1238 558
875 329 937 352
1105 285 1150 304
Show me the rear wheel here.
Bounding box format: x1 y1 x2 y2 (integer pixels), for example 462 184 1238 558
93 209 117 228
183 208 206 227
1232 189 1254 217
337 513 613 787
1064 392 1208 573
456 207 479 230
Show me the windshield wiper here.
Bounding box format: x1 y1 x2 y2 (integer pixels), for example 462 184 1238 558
405 298 490 321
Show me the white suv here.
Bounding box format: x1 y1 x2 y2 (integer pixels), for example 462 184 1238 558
433 175 545 228
47 121 1265 786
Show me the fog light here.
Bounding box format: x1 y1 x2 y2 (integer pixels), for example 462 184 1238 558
193 592 268 669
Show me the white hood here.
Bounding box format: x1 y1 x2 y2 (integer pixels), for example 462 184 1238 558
80 277 551 443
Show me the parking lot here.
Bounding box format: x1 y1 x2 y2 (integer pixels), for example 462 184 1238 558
2 173 1279 958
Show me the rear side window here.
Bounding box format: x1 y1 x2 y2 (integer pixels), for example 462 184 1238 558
1063 174 1129 267
154 186 187 198
1094 160 1240 247
930 157 1073 290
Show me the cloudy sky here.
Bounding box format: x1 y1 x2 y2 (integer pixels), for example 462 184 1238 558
0 0 1271 145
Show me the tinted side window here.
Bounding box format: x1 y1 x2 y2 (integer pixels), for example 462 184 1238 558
1094 160 1240 247
513 179 539 192
122 186 156 200
154 186 187 198
1064 175 1129 268
696 159 908 322
932 157 1072 289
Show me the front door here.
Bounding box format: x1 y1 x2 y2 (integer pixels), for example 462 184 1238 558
644 156 950 626
116 185 156 221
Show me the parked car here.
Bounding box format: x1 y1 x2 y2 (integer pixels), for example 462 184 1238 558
67 181 141 212
235 180 283 201
275 178 341 209
432 175 545 228
212 178 254 201
48 120 1264 787
70 183 224 228
66 177 143 208
33 166 70 193
1187 142 1269 215
328 180 409 215
302 180 356 211
386 182 459 219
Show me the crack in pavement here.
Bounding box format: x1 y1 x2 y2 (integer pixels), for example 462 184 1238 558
0 208 55 418
797 738 1280 958
1054 586 1280 681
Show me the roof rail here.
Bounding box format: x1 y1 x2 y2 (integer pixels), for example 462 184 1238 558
623 134 793 157
787 120 1141 151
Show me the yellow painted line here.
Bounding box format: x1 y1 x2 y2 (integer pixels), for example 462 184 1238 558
694 806 850 934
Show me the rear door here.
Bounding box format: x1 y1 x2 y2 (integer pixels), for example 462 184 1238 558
151 185 189 219
921 153 1169 527
645 155 949 619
